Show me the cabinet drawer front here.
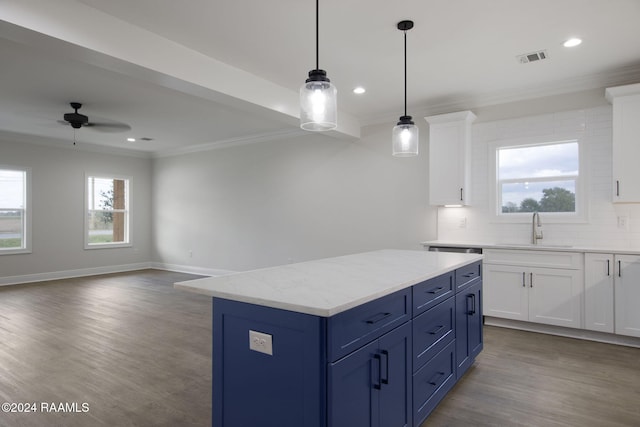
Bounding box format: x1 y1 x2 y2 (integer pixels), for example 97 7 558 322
413 297 455 372
413 340 456 426
328 289 411 362
413 272 454 316
455 261 482 292
484 249 582 269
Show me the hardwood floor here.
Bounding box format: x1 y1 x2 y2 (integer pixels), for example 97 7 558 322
427 327 640 427
0 270 638 426
0 270 210 427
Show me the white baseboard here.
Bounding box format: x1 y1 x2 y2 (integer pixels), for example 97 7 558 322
484 316 640 348
150 262 236 277
0 262 236 286
0 262 154 286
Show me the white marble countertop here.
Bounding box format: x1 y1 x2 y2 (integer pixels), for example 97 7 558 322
422 240 640 255
174 249 483 317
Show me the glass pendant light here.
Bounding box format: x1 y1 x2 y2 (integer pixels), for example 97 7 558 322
392 20 418 157
300 0 337 131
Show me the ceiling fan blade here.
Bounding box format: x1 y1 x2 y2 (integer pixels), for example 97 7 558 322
84 122 132 133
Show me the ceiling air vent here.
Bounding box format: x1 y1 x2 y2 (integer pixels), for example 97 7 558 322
517 50 548 64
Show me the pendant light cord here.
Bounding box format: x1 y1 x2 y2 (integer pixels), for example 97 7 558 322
316 0 319 70
403 29 407 117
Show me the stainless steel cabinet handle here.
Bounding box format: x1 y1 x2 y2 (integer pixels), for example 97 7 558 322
522 272 525 287
460 188 463 201
530 272 533 288
616 180 620 197
607 259 610 277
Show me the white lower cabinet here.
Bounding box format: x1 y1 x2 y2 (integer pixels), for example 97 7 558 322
587 253 640 338
584 253 615 333
484 250 583 329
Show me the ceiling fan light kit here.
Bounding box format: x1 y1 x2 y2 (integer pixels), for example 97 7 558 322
392 20 419 157
299 0 337 131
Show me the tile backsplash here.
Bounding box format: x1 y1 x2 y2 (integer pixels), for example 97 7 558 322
436 105 640 249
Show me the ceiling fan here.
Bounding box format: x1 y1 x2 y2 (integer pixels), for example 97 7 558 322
60 102 131 133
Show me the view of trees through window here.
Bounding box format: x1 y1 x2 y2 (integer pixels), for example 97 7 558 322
497 141 579 215
502 186 575 213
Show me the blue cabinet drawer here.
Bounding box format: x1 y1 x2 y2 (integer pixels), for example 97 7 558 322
412 272 454 316
455 261 482 293
412 296 455 372
328 288 411 362
412 340 456 427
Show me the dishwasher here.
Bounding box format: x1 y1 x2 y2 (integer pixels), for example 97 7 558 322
427 245 482 254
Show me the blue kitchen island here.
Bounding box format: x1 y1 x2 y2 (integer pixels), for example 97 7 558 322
175 249 483 427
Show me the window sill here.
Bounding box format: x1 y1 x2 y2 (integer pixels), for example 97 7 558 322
0 248 32 255
84 243 133 250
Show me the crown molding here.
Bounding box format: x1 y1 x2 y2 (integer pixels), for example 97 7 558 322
152 128 308 158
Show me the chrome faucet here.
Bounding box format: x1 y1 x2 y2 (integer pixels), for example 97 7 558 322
532 212 543 244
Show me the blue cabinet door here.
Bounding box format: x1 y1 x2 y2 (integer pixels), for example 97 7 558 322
455 280 483 379
329 322 412 427
379 322 412 427
329 340 379 427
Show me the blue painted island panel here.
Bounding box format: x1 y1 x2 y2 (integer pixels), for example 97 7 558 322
212 298 327 427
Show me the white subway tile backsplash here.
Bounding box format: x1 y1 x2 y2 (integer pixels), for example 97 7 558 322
437 105 640 249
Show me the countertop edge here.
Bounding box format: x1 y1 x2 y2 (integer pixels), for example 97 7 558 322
421 240 640 254
174 251 483 317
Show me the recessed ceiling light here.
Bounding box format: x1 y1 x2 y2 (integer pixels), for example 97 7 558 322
353 87 366 94
563 38 582 48
127 137 136 142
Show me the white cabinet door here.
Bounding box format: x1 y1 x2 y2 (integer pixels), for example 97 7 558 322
607 85 640 202
584 253 615 333
614 254 640 338
483 264 528 321
485 263 583 328
528 267 583 329
426 111 475 206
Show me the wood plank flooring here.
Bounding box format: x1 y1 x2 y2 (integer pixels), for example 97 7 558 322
0 270 638 426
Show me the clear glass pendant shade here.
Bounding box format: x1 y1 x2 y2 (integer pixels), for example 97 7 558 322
392 118 419 157
300 71 337 131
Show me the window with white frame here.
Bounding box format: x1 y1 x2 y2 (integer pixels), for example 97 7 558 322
494 140 583 219
0 166 31 254
86 175 131 248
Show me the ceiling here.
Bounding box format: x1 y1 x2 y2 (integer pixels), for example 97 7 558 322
1 0 640 156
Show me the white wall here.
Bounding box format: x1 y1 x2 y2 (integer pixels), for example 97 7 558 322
152 123 436 273
0 139 153 282
437 103 640 249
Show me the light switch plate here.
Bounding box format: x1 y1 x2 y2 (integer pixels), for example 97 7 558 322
249 330 273 355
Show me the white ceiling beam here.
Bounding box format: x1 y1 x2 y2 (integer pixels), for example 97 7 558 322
0 0 361 140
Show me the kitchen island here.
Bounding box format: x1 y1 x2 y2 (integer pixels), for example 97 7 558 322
175 249 483 427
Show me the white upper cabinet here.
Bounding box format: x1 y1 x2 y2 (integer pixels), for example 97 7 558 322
606 83 640 203
425 111 476 206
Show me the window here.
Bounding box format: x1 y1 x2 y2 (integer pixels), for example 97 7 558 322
492 139 585 221
86 175 131 248
0 166 31 254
